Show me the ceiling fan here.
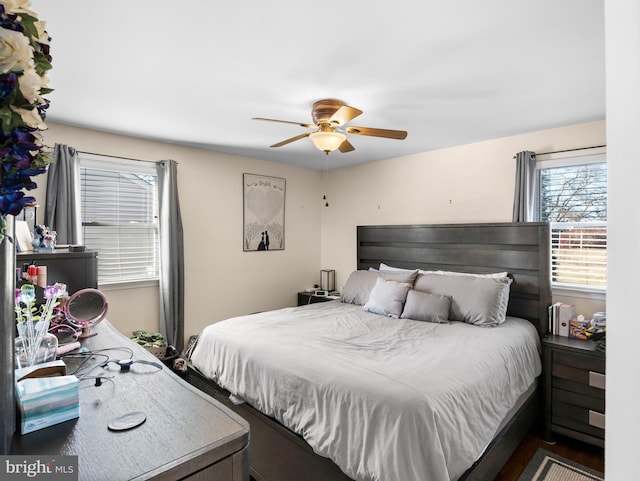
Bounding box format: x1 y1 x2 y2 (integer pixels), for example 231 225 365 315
253 99 408 154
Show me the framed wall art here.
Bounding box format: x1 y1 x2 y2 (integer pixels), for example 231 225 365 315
243 173 286 251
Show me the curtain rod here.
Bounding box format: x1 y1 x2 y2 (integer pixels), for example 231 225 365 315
513 144 606 159
46 145 177 164
77 149 160 164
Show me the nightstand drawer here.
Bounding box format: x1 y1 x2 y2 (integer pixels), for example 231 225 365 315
552 401 605 439
554 349 605 374
552 384 605 412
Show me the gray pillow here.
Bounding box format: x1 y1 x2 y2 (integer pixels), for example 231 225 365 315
362 277 412 318
413 273 512 326
341 270 379 305
400 290 451 323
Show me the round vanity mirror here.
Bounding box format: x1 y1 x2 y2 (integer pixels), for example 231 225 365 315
65 288 108 338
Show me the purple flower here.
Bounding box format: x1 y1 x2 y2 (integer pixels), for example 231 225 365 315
0 73 17 100
44 285 58 299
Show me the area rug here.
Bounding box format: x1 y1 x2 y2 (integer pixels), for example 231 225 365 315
518 448 604 481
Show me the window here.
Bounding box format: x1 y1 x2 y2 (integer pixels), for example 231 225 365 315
78 153 159 286
535 147 607 292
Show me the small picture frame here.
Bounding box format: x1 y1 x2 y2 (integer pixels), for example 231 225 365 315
14 220 33 252
243 173 285 251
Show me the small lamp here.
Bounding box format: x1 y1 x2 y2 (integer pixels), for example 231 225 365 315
321 269 336 292
310 131 346 154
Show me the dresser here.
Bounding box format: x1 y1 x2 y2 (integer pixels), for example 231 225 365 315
12 320 250 481
543 335 605 447
17 249 98 296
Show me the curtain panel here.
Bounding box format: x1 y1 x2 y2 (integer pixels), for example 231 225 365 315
512 150 537 222
45 144 81 244
157 160 185 351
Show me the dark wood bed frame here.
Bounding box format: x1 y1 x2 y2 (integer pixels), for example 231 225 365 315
187 222 551 481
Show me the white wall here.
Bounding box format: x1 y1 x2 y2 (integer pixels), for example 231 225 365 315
605 0 640 479
320 120 606 318
37 123 324 339
35 120 607 336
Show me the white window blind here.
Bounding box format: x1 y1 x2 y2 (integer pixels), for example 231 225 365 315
79 153 159 286
536 148 607 291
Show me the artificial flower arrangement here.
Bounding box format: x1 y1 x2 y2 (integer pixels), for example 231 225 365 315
14 282 66 367
0 0 53 242
131 330 168 359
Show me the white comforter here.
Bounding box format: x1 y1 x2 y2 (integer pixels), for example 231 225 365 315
190 301 541 481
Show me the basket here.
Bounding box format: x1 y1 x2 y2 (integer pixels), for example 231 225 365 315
131 330 167 359
144 345 167 360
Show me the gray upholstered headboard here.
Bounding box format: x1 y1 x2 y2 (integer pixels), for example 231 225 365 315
356 222 551 336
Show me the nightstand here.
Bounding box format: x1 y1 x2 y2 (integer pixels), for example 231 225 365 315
542 335 605 447
297 292 338 306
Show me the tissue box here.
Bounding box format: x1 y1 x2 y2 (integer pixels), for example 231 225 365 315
15 360 80 434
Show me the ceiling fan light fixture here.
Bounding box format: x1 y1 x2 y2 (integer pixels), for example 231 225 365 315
309 131 346 154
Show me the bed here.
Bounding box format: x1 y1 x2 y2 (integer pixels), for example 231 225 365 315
188 222 551 481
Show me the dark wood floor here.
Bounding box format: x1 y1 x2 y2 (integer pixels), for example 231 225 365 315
494 429 604 480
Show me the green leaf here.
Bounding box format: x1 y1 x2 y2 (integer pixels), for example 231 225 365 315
33 51 52 77
18 13 39 40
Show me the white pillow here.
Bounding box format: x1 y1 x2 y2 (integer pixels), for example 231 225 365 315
380 263 507 278
430 270 508 278
362 277 412 318
370 267 419 284
379 262 413 272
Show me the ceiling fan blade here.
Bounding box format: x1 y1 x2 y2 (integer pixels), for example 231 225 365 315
346 126 407 140
253 117 315 128
270 132 312 148
329 105 363 126
338 139 355 153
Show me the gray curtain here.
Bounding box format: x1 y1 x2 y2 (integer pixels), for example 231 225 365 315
157 160 184 351
45 144 81 244
512 150 537 222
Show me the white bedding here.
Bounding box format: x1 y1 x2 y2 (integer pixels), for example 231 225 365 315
190 300 541 481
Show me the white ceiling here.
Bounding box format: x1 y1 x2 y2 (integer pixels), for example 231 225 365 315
31 0 605 170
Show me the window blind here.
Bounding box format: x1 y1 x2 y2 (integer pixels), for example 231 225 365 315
536 152 607 290
550 222 607 288
79 154 159 285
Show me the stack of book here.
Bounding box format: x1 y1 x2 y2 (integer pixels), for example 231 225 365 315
548 302 576 337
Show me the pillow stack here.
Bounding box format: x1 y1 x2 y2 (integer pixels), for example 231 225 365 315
341 264 512 326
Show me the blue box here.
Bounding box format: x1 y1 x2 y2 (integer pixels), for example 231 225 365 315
15 360 80 434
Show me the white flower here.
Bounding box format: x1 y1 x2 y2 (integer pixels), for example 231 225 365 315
0 26 33 74
1 0 38 17
18 63 42 102
11 105 45 129
34 20 49 45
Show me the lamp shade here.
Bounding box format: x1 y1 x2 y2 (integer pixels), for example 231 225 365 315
309 131 346 153
321 269 335 291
